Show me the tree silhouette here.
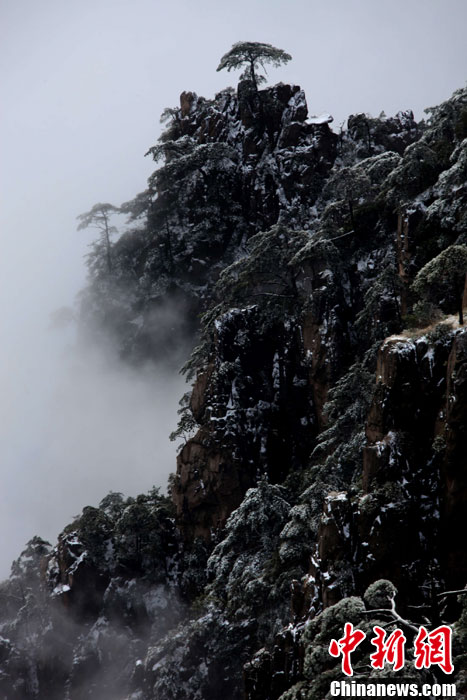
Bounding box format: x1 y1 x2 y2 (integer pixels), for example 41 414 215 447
217 41 291 92
77 202 119 275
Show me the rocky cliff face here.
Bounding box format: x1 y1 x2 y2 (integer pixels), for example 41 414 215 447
1 78 466 699
172 303 317 540
81 80 338 362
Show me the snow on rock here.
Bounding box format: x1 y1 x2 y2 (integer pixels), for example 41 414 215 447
308 113 333 125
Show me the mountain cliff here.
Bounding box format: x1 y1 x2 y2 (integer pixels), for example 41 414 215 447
1 60 467 699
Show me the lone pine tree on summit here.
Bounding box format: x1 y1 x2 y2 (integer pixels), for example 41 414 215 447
217 41 292 91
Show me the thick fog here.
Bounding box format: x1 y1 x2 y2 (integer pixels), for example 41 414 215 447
1 0 466 580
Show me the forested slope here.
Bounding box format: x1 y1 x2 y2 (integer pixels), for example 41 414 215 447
1 50 466 699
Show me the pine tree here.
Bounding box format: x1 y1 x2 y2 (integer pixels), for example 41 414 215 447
412 244 467 324
77 202 119 275
217 41 291 91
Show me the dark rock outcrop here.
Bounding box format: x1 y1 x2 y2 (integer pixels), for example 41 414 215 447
2 77 467 700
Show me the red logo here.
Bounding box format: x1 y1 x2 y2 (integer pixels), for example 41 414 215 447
329 622 366 676
414 625 454 674
329 623 454 676
370 626 406 671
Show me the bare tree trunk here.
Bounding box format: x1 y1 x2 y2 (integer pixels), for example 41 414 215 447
461 272 467 324
249 59 258 92
103 216 112 274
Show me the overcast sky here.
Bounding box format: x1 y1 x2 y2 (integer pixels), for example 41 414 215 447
0 0 466 579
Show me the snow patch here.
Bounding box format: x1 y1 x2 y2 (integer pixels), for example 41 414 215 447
308 113 333 125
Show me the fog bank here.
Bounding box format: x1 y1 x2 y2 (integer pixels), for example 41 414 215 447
0 322 185 580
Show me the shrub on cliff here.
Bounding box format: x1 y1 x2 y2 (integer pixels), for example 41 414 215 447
412 244 467 324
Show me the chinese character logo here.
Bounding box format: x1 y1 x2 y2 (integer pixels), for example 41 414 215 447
329 622 366 676
370 626 406 671
328 623 454 676
414 625 453 674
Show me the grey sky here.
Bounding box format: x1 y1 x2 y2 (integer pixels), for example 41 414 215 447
1 0 466 578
